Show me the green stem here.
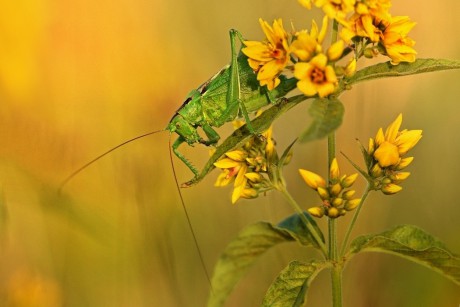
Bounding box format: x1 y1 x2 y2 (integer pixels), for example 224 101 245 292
278 186 328 257
327 131 342 307
340 183 372 256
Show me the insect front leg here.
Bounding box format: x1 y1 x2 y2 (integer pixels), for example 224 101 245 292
172 136 199 176
200 122 220 146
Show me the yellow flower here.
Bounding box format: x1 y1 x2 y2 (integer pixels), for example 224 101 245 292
315 0 356 25
242 18 290 90
364 114 422 195
294 53 339 97
291 16 329 62
381 16 417 64
373 114 422 168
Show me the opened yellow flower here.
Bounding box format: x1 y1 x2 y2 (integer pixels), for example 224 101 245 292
381 16 417 64
242 18 290 90
294 53 339 97
373 114 422 168
364 114 422 195
315 0 356 25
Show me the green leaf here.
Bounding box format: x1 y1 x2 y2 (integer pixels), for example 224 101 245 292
277 212 325 248
346 224 460 285
299 97 344 143
262 260 330 307
345 58 460 86
207 216 322 307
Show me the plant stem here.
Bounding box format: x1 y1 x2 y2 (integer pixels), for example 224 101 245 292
278 186 328 257
327 132 342 307
340 183 371 256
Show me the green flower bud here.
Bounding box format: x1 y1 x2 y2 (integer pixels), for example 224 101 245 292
370 163 383 178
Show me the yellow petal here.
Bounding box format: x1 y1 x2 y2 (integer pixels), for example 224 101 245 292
396 129 422 155
385 114 403 143
214 158 240 169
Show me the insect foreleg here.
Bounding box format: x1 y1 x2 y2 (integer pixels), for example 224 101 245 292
200 123 220 146
172 136 199 176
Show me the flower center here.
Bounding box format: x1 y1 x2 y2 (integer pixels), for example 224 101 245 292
311 67 326 84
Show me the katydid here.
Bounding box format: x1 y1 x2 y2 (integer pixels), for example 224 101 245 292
61 29 297 189
168 29 297 179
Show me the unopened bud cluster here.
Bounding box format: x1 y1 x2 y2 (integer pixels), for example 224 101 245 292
364 114 422 195
299 158 361 219
214 124 291 204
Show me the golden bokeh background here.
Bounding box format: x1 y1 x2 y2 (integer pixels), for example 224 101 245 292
1 1 459 306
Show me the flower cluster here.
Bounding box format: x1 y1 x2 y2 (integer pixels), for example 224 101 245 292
242 0 416 97
242 17 350 98
364 114 422 194
299 158 361 218
213 123 288 204
340 1 416 64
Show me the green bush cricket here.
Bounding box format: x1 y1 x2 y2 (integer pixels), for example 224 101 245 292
61 29 298 189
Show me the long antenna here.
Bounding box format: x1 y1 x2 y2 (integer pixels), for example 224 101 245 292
168 133 214 294
59 130 164 192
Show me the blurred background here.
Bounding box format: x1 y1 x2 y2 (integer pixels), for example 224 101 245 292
1 0 459 306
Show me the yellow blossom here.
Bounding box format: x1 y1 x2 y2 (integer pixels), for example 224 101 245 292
381 16 417 64
242 19 290 90
294 53 338 97
315 0 356 25
373 114 422 168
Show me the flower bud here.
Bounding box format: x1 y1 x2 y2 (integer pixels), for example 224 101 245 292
329 158 340 181
368 138 375 155
299 169 326 190
341 173 358 188
345 198 361 211
382 183 403 195
245 172 263 183
330 183 342 196
390 171 411 182
344 57 357 77
327 40 344 61
308 206 325 218
370 164 383 178
342 189 356 200
396 157 414 170
241 188 258 199
327 207 340 218
317 187 330 200
332 197 343 207
225 150 247 161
